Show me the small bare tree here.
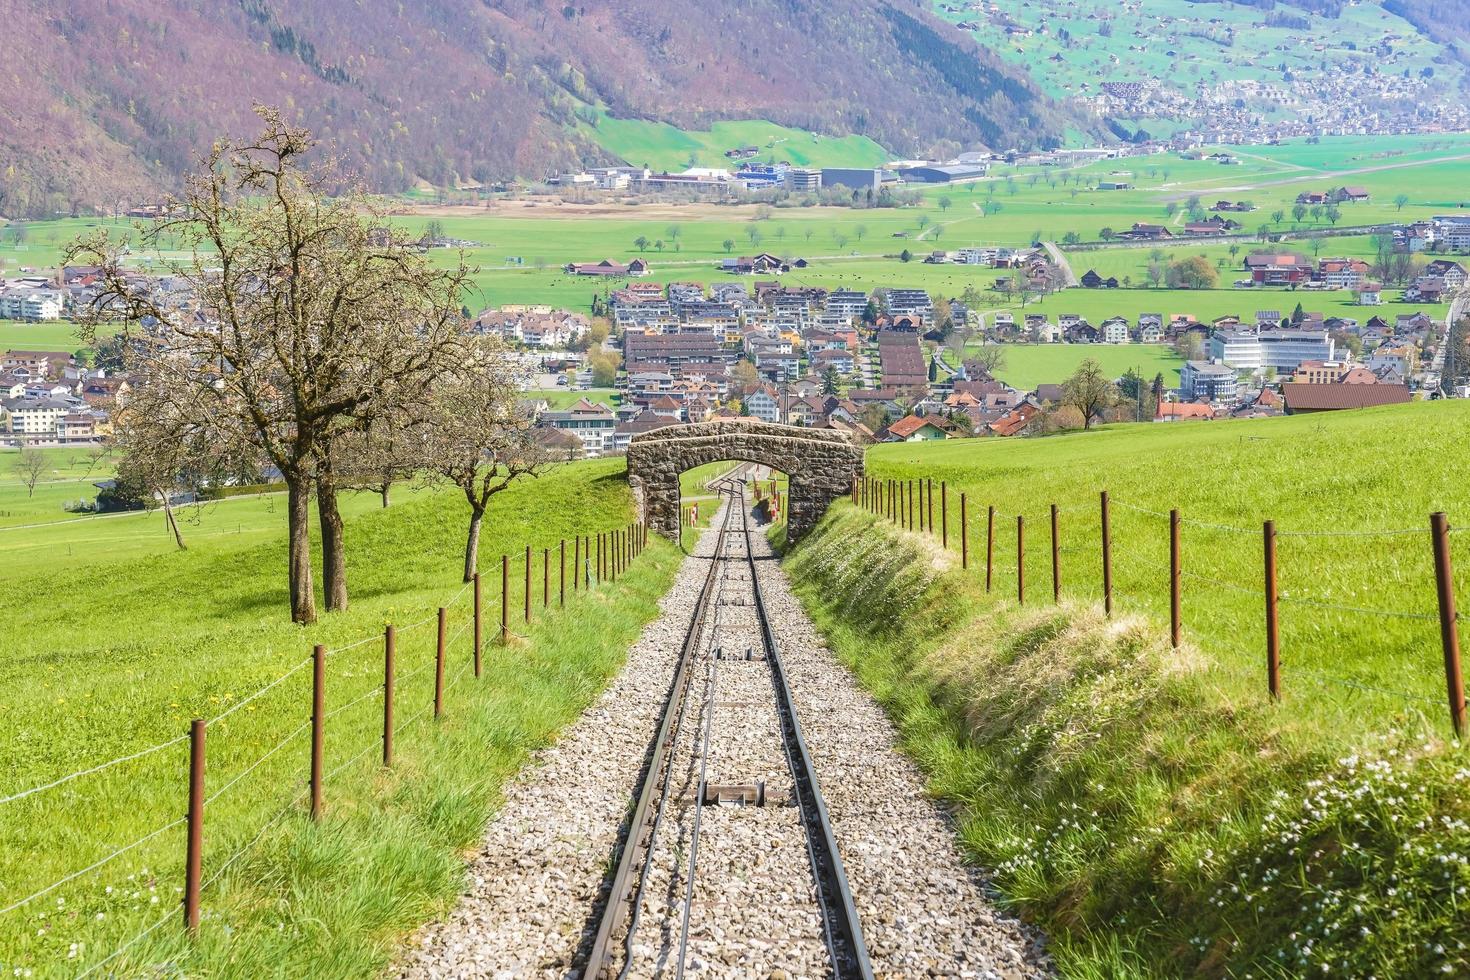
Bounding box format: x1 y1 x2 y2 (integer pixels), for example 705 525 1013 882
331 413 423 509
108 375 258 549
13 446 47 498
422 343 555 581
1063 358 1116 431
67 107 471 623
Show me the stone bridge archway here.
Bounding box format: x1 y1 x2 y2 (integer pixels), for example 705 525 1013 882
626 420 864 543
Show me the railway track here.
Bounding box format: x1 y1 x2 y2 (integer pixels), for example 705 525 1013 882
584 477 873 979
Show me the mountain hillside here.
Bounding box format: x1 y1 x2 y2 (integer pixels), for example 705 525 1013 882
0 0 1071 218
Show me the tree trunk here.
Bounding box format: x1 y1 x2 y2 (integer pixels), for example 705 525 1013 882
464 506 484 583
317 471 348 612
380 481 391 508
287 475 316 624
158 487 187 550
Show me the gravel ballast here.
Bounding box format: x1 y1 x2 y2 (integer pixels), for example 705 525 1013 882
402 488 1049 978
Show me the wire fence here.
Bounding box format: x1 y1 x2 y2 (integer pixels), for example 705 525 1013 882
853 475 1469 740
0 518 654 975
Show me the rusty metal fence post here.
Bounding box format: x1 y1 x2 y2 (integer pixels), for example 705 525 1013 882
560 539 566 607
183 718 206 934
434 607 446 718
1101 491 1113 617
960 493 969 569
543 548 549 608
573 537 580 593
383 625 396 766
524 546 532 622
500 554 509 645
927 478 934 534
310 643 325 820
1264 520 1281 701
1050 504 1061 603
1169 509 1182 649
1431 512 1467 738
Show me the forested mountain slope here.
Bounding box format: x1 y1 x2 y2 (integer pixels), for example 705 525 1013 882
0 0 1072 217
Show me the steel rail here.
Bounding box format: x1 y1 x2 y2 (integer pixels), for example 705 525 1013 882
741 492 875 980
583 493 736 976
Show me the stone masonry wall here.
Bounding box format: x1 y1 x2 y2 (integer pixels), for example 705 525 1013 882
626 420 864 543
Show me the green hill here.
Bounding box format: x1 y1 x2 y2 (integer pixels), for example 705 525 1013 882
786 401 1470 976
0 458 682 976
928 0 1464 116
579 114 891 173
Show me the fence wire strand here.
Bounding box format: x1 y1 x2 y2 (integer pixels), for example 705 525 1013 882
77 905 176 979
0 732 189 807
1278 594 1440 622
0 816 186 916
206 657 314 725
205 721 311 807
201 788 309 891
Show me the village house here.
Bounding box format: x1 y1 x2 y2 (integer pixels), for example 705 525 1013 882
1317 258 1370 290
1280 383 1411 414
1155 401 1218 422
1101 317 1131 344
565 258 650 277
1244 251 1313 286
1424 260 1467 291
539 398 618 457
1180 361 1239 402
881 415 951 442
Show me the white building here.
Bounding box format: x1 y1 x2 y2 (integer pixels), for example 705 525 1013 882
0 286 65 321
1101 317 1131 344
1209 329 1334 372
1433 216 1470 251
3 397 69 439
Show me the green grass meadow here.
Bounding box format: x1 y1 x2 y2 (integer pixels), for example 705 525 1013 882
0 458 684 977
785 400 1470 975
578 113 890 171
988 343 1183 390
7 134 1466 323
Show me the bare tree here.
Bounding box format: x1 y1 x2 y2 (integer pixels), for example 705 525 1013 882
333 413 424 509
1063 358 1116 430
12 446 47 498
969 343 1007 378
67 107 471 623
423 342 555 581
108 375 258 549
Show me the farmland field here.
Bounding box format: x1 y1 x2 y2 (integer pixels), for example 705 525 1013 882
984 342 1183 389
6 134 1466 325
577 112 890 171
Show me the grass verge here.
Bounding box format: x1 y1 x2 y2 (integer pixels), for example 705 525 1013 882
783 504 1470 977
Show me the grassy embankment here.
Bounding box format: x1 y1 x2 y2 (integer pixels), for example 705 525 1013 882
784 401 1470 976
0 458 683 978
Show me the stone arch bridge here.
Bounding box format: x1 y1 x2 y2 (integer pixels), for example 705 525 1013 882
626 420 864 543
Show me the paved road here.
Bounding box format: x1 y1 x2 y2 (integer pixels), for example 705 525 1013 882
1040 241 1079 287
